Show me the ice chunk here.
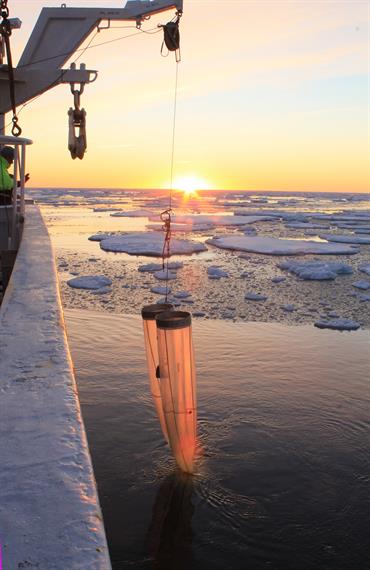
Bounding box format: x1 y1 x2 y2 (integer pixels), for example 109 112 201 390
206 235 359 256
281 304 295 312
314 319 360 331
359 263 370 276
148 214 274 227
110 209 154 217
151 286 170 295
245 292 268 301
278 260 352 281
90 287 112 295
154 270 177 280
100 232 207 257
352 280 370 290
319 234 370 245
146 223 213 232
207 266 229 279
285 222 327 229
67 275 112 290
89 232 114 241
173 291 192 298
358 293 370 302
138 261 183 272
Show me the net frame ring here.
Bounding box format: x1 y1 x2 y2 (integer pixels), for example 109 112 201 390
155 310 191 330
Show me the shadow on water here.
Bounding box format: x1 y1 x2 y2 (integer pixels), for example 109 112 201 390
147 471 194 570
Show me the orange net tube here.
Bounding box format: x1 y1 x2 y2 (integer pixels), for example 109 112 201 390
156 311 197 474
142 304 173 443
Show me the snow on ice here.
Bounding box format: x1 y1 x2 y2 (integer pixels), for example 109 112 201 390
67 275 112 290
278 260 353 281
100 232 207 256
314 318 360 331
206 235 360 256
207 266 229 279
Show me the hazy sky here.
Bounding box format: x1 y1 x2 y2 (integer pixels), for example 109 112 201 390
9 0 370 192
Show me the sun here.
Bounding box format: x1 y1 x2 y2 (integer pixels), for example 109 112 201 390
173 176 210 198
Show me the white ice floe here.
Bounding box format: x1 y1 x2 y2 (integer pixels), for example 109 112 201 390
278 260 353 280
207 266 229 279
138 261 184 272
358 293 370 302
314 318 360 331
312 214 370 222
100 232 207 257
281 304 296 312
352 280 370 290
359 263 370 276
319 234 370 245
156 297 181 306
148 214 273 227
206 235 359 256
90 286 112 295
154 270 177 280
173 291 192 298
110 209 154 217
88 232 114 242
285 222 327 229
146 223 213 232
151 286 170 295
93 207 122 212
243 227 257 235
245 292 268 301
67 275 112 290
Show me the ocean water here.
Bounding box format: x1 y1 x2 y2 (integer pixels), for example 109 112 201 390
65 308 370 570
33 188 370 568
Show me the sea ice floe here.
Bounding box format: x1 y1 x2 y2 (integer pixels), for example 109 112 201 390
327 311 340 318
281 304 296 312
245 292 268 301
207 266 229 279
154 270 177 280
93 207 122 212
285 222 327 229
156 297 181 306
100 232 207 257
352 280 370 290
358 293 370 302
146 223 213 232
314 318 360 331
67 275 112 290
359 263 370 276
148 214 273 227
90 287 112 295
89 232 114 242
173 291 192 298
319 234 370 245
206 236 359 256
277 260 353 281
151 286 170 295
138 261 184 272
110 209 154 217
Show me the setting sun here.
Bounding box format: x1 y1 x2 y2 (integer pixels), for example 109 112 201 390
173 176 211 198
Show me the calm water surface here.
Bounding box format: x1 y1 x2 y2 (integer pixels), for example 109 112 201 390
65 308 370 570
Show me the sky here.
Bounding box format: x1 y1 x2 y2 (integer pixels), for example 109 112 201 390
7 0 370 192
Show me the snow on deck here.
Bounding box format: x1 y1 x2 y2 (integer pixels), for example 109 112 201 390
0 205 111 569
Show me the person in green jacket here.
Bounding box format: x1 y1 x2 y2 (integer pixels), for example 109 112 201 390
0 146 30 205
0 146 15 204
